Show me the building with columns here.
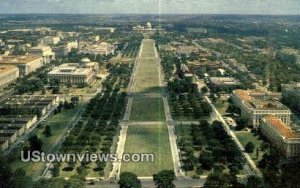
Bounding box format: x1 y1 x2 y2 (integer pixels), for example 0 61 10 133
232 89 291 128
47 58 99 85
0 66 19 89
28 46 55 64
261 115 300 157
0 55 43 77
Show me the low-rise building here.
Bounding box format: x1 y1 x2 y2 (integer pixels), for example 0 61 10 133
0 115 37 131
0 66 19 88
175 45 199 55
281 82 300 112
0 138 9 151
0 39 5 46
232 89 291 127
0 95 59 118
52 41 78 58
208 77 240 91
0 132 17 145
0 55 43 77
28 46 55 64
261 115 300 157
48 58 99 85
79 42 115 56
39 36 61 46
0 115 37 151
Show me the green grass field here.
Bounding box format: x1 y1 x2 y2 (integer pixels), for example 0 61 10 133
235 131 265 162
9 104 84 179
141 52 156 58
121 124 173 176
141 40 156 54
130 97 165 121
134 60 161 95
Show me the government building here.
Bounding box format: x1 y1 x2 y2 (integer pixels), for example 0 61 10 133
47 58 99 85
0 66 19 89
28 46 55 64
0 55 43 77
261 115 300 157
232 89 291 127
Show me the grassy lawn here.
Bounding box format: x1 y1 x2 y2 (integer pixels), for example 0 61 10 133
235 131 265 162
9 103 84 180
141 52 156 58
142 41 156 54
121 124 173 177
134 59 161 95
130 97 165 121
39 103 84 152
213 99 229 115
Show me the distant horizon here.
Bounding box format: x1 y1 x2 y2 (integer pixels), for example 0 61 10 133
1 13 300 16
0 0 299 15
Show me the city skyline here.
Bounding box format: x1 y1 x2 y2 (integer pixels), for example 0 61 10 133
0 0 300 15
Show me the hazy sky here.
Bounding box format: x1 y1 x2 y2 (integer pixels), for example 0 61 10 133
0 0 299 15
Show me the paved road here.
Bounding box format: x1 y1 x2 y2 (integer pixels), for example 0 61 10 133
204 96 262 176
41 106 85 179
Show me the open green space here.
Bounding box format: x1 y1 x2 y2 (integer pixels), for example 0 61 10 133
141 40 156 53
8 104 84 179
141 52 156 58
130 97 165 121
134 60 161 95
121 124 173 176
235 131 266 163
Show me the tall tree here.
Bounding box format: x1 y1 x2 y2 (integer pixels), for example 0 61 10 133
119 172 141 188
153 170 176 188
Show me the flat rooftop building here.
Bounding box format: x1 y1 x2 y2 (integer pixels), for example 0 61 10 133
28 46 55 64
0 65 19 89
209 77 240 91
232 89 291 127
0 115 37 151
39 36 60 46
261 115 300 157
48 58 99 85
79 42 115 56
282 82 300 112
0 55 43 77
0 95 59 118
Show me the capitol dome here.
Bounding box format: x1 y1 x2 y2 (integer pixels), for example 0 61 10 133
81 57 91 64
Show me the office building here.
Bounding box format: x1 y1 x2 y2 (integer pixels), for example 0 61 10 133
0 66 19 88
48 58 99 85
0 55 43 77
281 82 300 112
209 77 240 91
28 46 55 64
232 89 291 127
261 115 300 157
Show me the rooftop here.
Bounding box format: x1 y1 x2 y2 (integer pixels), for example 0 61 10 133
209 77 240 85
265 115 300 139
0 55 42 65
234 89 288 110
48 63 96 76
28 45 52 51
0 66 18 74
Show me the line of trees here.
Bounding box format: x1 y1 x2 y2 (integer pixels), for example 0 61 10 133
57 63 132 178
